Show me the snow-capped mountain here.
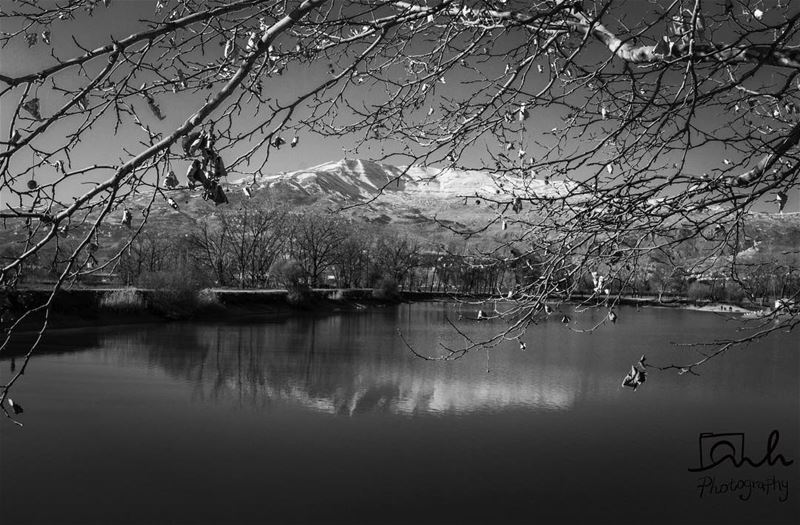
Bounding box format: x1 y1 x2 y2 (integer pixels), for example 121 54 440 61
229 158 569 207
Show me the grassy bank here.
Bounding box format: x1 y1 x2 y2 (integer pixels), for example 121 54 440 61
1 287 762 335
1 286 421 332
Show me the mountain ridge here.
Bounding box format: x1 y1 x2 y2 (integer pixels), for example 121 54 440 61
3 159 798 270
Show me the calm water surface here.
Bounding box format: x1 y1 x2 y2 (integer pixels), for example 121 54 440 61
0 303 798 524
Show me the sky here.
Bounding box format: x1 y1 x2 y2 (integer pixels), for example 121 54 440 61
0 0 798 214
0 0 379 205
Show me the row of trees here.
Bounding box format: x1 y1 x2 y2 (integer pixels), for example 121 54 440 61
9 196 796 304
117 204 424 291
110 202 800 305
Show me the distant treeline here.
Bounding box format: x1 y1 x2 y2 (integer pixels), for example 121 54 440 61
7 201 800 306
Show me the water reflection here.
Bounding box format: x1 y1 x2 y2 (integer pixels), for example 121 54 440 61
18 303 785 419
4 304 797 419
92 313 583 415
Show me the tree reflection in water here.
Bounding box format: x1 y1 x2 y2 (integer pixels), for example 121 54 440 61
89 309 588 415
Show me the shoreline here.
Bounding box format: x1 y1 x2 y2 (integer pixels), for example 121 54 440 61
1 287 764 335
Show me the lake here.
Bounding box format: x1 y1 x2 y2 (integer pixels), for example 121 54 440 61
0 303 798 524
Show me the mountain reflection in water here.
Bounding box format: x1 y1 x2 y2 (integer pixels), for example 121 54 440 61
27 302 795 420
92 309 583 415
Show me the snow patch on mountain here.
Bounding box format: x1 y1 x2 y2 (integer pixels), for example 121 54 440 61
230 158 569 205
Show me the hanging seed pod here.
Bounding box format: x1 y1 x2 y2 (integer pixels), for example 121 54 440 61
146 97 164 120
606 164 613 174
537 64 543 73
621 356 647 391
505 143 514 151
11 130 22 144
176 68 187 89
121 209 132 228
181 131 201 155
601 106 608 119
26 33 38 47
243 187 252 198
186 159 202 188
223 38 236 59
290 136 299 148
27 179 38 190
54 160 64 173
41 29 51 45
22 98 42 120
213 155 227 179
428 107 434 116
753 8 764 20
167 197 179 210
272 136 285 148
653 36 670 57
8 398 23 415
189 133 206 155
164 170 179 188
212 184 228 205
516 105 529 122
776 191 788 211
204 131 215 153
203 166 215 185
501 220 507 230
140 87 165 120
246 31 258 53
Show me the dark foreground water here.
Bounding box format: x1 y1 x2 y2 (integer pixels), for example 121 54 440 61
0 303 798 525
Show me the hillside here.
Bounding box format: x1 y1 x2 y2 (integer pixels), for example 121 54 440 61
2 159 799 270
225 158 568 232
118 158 571 248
